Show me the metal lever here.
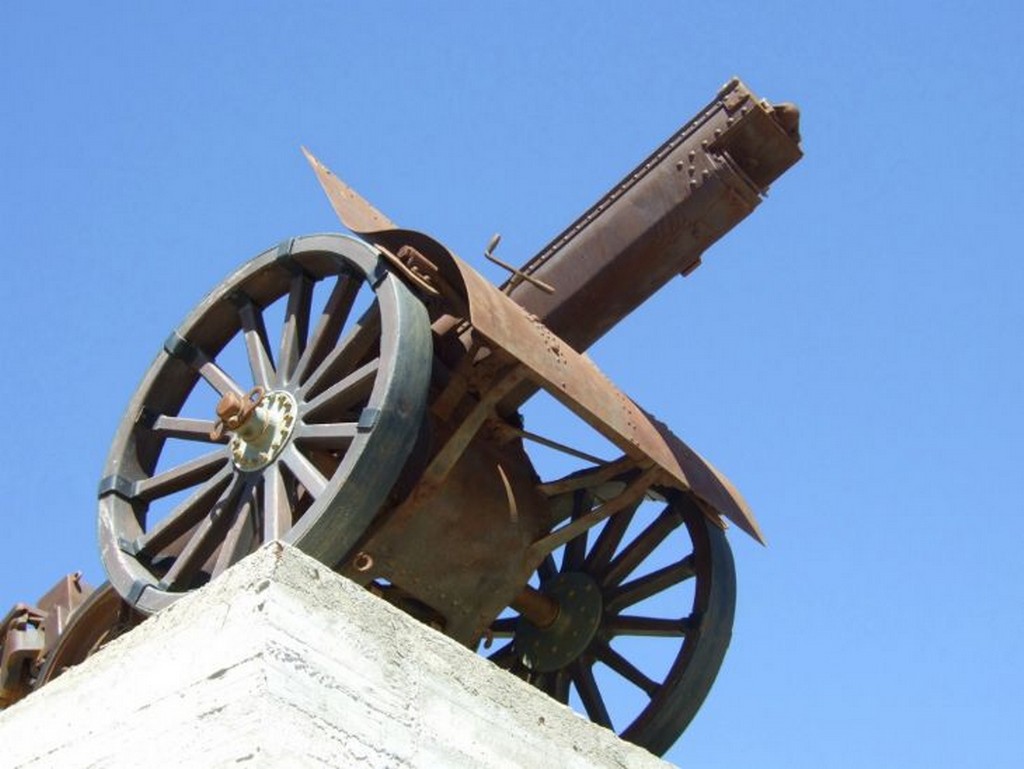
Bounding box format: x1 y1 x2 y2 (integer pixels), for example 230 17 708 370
484 234 555 295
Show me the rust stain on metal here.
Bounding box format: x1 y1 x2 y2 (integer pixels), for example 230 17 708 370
302 145 397 233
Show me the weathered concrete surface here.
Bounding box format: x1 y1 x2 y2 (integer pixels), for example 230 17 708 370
0 542 674 768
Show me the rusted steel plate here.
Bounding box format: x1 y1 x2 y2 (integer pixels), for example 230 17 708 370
303 146 398 233
643 410 764 544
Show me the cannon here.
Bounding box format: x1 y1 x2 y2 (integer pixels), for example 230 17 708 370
1 78 801 755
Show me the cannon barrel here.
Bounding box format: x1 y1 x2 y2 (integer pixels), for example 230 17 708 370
504 78 802 354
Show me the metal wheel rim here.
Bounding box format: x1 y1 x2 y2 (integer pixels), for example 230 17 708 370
98 234 432 614
35 583 137 687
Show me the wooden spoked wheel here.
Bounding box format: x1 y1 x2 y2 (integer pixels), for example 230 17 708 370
487 471 736 755
34 584 140 687
98 234 431 614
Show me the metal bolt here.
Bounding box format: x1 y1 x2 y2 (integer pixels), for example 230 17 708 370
352 552 374 572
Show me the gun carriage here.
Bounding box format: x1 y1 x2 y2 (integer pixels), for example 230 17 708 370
1 78 801 755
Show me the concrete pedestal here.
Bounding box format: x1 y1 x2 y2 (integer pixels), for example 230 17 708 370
0 543 673 768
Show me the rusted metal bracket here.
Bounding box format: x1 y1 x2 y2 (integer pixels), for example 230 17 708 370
418 364 531 492
0 604 45 706
529 464 662 558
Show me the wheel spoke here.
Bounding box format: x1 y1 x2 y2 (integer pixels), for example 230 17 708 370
590 637 659 696
562 490 592 571
134 466 234 556
276 272 313 387
603 555 696 613
197 357 246 399
302 358 380 421
212 482 257 577
261 463 291 541
604 615 693 638
537 553 558 584
299 303 381 397
293 273 361 385
235 294 276 388
134 450 230 502
488 641 516 669
601 504 683 587
158 476 247 590
551 667 571 704
584 499 639 575
532 671 556 697
490 616 518 637
149 415 224 443
279 444 328 499
294 422 358 451
571 659 612 729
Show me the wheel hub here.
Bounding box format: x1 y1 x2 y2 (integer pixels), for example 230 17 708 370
515 572 603 673
217 389 298 471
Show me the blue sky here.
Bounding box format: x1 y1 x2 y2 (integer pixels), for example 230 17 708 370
2 3 1022 766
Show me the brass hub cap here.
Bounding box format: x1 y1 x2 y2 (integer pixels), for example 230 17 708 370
215 389 298 472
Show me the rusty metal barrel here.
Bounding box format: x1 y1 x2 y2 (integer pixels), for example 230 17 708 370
505 78 802 353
